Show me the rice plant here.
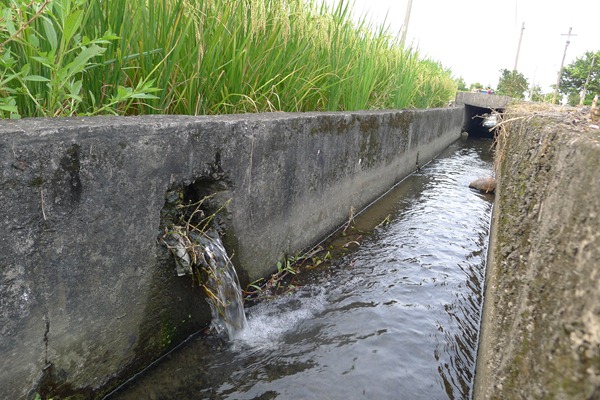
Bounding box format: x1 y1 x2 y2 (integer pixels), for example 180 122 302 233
1 0 457 118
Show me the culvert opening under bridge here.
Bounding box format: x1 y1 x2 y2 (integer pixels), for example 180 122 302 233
463 104 503 138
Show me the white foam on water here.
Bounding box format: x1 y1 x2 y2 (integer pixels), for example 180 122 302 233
233 285 329 348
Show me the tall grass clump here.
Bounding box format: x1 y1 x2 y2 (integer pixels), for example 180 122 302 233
1 0 457 118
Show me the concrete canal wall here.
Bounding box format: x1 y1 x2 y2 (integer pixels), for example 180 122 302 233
475 106 600 399
0 108 463 399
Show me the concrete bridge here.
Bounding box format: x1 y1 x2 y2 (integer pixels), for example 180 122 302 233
455 92 514 137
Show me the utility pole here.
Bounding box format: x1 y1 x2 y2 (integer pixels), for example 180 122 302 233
513 22 525 71
579 53 596 106
400 0 413 47
553 27 577 104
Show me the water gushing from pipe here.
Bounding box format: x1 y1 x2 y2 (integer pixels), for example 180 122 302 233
164 226 248 340
192 230 248 339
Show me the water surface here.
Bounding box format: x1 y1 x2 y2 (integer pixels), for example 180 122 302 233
109 137 494 400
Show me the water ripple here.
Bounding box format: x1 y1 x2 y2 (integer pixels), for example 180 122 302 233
110 138 494 400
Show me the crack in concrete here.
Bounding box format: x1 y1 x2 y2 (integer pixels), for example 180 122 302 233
43 314 50 365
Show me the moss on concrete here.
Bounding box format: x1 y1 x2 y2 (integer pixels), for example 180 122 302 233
475 105 600 399
0 109 463 399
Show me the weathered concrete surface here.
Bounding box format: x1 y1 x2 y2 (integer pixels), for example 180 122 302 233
0 108 462 399
455 91 514 109
475 106 600 399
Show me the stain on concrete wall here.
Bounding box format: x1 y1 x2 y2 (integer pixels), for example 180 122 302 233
0 109 462 399
475 106 600 399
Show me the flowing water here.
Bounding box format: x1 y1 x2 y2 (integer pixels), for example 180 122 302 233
163 226 248 339
194 230 249 338
109 137 494 400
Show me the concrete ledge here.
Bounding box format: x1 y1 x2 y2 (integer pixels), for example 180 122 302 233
456 91 514 109
0 108 462 398
475 109 600 399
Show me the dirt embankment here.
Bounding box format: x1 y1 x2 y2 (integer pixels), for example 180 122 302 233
475 105 600 399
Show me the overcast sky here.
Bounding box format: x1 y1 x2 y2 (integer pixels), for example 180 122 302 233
320 0 599 92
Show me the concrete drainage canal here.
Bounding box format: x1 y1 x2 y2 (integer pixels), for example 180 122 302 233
106 136 494 400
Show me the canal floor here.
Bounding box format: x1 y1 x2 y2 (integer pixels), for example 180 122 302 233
108 136 494 400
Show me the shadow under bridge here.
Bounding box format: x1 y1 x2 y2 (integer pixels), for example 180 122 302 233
455 92 514 138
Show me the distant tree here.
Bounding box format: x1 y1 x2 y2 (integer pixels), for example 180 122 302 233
530 84 545 102
470 82 483 91
455 77 468 92
560 51 599 106
543 92 557 103
496 69 528 99
567 93 581 106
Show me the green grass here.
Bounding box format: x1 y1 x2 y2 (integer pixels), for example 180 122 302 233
1 0 457 118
